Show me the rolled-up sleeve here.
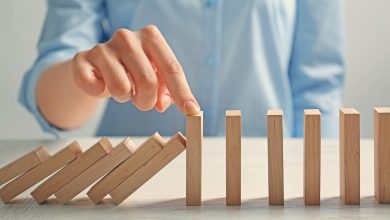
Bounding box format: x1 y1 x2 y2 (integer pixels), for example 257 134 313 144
19 0 106 137
288 0 345 138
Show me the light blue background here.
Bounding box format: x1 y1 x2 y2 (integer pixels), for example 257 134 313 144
0 0 389 139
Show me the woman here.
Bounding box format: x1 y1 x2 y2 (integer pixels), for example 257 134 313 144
19 0 345 137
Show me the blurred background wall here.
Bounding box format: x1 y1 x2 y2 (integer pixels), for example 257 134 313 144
0 0 389 139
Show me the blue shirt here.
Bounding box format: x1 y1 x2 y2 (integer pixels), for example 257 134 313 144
19 0 345 137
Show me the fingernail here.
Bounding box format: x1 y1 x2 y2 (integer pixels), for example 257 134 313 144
184 100 200 115
160 94 172 111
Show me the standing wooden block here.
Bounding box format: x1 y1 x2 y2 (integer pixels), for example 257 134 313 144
0 146 50 186
54 138 137 204
340 108 360 205
110 133 186 205
0 142 82 203
186 112 203 206
87 133 165 204
31 137 112 204
267 109 284 205
303 109 321 205
226 110 241 206
374 107 390 203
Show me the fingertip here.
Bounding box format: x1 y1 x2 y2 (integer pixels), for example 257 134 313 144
156 94 172 112
183 100 201 115
113 94 131 103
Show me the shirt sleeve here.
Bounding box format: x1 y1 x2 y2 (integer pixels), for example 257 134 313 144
288 0 345 138
18 0 106 137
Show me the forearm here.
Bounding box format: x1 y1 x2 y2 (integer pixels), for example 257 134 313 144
36 59 101 130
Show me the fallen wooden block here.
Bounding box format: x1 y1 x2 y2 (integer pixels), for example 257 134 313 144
87 133 165 204
226 110 241 206
303 109 321 205
374 107 390 204
340 108 360 205
267 109 284 205
0 142 82 203
0 146 50 186
31 137 112 204
110 133 186 205
186 112 203 206
54 138 137 204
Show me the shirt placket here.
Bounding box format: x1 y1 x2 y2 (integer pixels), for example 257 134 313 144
199 0 222 135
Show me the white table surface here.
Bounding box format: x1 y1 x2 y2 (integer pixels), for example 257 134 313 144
0 137 389 220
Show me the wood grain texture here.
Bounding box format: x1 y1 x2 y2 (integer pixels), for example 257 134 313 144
0 142 82 203
186 112 203 206
31 137 112 204
267 109 284 205
226 110 241 206
87 133 165 204
0 138 388 219
54 138 137 204
0 145 50 186
374 107 390 203
340 108 360 205
110 133 186 205
303 109 321 205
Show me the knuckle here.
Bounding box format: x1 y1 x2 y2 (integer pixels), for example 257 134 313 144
175 86 191 98
73 71 90 88
110 81 130 98
113 28 132 41
137 72 158 91
72 52 85 64
94 44 105 52
89 44 107 59
140 25 161 39
165 61 183 76
112 28 139 53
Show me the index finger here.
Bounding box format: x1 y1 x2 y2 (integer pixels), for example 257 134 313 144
140 25 200 115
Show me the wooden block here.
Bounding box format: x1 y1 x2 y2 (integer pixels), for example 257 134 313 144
303 109 321 205
110 133 186 205
31 137 112 204
267 109 284 205
226 110 241 206
374 107 390 203
0 142 82 203
87 133 165 204
186 112 203 206
0 146 50 186
54 138 137 204
340 108 360 205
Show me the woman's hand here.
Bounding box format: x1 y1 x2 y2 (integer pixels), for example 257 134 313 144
71 25 200 115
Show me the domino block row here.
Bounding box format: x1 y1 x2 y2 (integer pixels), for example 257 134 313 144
264 108 356 206
1 107 390 207
223 107 389 206
0 132 187 204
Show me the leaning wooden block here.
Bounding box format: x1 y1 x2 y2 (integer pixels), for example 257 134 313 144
226 110 241 206
340 108 360 205
186 112 203 206
31 137 112 204
374 107 390 203
267 109 284 205
87 133 165 204
303 109 321 205
110 132 186 205
0 142 82 203
54 138 137 204
0 146 50 186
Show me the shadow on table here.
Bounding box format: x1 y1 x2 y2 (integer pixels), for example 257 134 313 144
2 195 389 210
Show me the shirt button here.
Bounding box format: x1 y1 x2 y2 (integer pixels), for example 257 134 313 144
205 0 217 8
